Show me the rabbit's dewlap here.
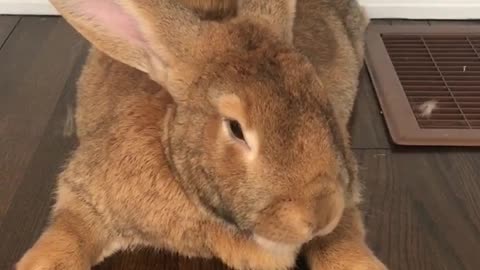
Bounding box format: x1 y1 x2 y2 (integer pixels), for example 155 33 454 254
51 0 355 251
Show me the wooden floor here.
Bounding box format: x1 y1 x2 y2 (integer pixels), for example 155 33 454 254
0 16 479 270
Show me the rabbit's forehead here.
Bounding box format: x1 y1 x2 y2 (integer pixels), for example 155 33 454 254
202 38 332 132
207 62 329 128
241 76 328 128
206 53 324 104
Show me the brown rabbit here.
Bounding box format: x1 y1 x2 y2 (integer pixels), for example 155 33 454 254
16 0 386 269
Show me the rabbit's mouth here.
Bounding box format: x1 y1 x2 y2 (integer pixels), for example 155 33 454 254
253 234 299 255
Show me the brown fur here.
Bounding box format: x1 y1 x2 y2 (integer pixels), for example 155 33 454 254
178 0 237 19
17 1 386 270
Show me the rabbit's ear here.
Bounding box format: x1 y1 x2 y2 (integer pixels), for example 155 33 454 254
238 0 296 43
50 0 200 89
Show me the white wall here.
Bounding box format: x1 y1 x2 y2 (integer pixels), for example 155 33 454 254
358 0 480 19
0 0 480 19
0 0 58 15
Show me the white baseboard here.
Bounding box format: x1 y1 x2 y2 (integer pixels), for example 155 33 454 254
361 2 480 19
0 0 480 19
0 0 58 15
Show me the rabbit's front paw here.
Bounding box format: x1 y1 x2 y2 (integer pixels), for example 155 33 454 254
310 251 387 270
220 245 296 270
210 230 297 270
16 246 89 270
353 258 388 270
343 256 387 270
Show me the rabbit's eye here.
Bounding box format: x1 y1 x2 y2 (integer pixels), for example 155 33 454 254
226 119 245 142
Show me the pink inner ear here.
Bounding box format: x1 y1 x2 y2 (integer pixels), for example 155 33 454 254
77 0 146 46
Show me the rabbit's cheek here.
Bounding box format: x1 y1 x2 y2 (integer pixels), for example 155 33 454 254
314 206 343 237
313 191 345 237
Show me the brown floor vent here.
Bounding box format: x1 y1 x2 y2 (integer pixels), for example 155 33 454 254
365 24 480 146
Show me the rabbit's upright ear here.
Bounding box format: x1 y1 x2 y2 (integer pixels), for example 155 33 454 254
50 0 200 90
238 0 297 43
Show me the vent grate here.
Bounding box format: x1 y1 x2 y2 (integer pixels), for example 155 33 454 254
383 34 480 130
365 24 480 145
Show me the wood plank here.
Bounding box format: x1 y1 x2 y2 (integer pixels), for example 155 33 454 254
94 249 230 270
350 68 391 149
357 149 470 270
0 17 86 227
0 37 88 269
0 16 19 48
390 148 480 270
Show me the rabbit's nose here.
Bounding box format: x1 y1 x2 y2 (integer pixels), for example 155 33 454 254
254 201 315 245
253 191 345 245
